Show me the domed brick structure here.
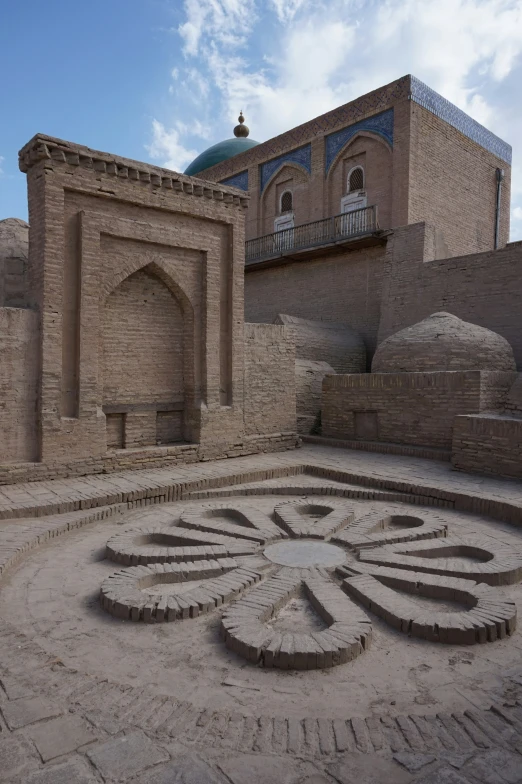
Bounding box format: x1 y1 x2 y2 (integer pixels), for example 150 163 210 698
0 217 29 307
372 312 516 373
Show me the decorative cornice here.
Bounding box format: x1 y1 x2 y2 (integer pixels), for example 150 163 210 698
409 77 512 164
18 134 250 209
260 145 312 192
325 109 394 173
198 76 411 180
219 170 249 191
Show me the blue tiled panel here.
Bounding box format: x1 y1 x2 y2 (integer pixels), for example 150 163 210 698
410 76 511 164
325 110 394 173
219 170 249 191
260 144 312 192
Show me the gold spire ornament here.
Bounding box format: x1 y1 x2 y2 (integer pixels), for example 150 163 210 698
233 111 250 138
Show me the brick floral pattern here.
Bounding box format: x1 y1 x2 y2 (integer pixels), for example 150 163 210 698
99 498 518 667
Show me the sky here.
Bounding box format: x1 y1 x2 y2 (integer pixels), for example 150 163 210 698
1 0 522 239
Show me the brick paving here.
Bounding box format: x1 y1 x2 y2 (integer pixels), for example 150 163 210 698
0 446 522 782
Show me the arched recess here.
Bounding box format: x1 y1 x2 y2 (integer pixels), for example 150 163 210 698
260 163 310 235
326 131 392 228
101 262 195 450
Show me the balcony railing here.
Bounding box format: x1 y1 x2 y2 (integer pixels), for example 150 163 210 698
245 205 379 264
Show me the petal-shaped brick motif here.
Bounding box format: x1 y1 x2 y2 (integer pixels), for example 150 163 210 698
358 537 522 585
106 526 258 565
100 560 263 622
332 506 448 551
179 503 286 544
98 495 522 668
220 571 372 669
339 564 517 644
274 498 354 539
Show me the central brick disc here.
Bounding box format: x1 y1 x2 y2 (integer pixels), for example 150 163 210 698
263 540 346 568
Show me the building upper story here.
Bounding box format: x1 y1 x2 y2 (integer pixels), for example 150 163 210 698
185 75 512 265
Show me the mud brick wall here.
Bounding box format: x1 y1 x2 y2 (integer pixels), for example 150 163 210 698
322 371 515 449
379 224 522 368
245 245 386 355
0 308 38 462
408 104 510 257
243 323 296 436
0 219 29 307
452 414 522 480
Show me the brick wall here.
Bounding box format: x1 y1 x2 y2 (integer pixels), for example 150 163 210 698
378 224 522 368
0 308 38 462
0 219 29 307
408 104 510 257
245 245 386 354
452 414 522 480
19 133 293 469
243 323 296 436
322 371 515 449
102 268 184 407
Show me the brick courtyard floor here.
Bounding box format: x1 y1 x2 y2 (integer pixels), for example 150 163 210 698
1 444 522 783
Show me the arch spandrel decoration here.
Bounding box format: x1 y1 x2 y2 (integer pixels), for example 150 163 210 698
219 170 249 191
260 144 312 193
325 109 394 173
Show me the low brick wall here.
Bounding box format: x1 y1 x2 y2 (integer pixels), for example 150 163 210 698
322 371 515 450
452 414 522 480
0 431 299 486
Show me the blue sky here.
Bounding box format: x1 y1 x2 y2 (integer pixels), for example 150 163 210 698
2 0 522 239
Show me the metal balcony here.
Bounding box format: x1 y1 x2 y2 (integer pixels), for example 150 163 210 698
245 205 381 266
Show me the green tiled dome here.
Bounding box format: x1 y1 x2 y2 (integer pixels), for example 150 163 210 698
184 136 259 176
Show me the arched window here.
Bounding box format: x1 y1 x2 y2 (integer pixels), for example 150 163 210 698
348 167 364 193
280 190 293 213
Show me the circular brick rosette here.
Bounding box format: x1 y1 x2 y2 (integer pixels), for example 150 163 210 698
99 498 518 669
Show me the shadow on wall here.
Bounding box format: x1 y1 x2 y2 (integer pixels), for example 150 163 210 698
274 314 366 435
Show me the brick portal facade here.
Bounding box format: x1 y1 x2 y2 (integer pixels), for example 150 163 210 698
0 134 296 478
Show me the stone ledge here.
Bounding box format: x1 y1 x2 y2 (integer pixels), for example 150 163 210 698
303 435 451 462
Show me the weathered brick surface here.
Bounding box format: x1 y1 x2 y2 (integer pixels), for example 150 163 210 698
0 218 29 307
452 414 522 480
243 323 296 437
245 245 386 354
322 371 515 449
0 307 38 462
0 134 298 481
379 224 522 369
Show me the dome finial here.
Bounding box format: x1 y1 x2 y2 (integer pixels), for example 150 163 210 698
234 110 250 138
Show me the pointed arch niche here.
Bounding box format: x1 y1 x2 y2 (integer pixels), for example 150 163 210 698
102 265 188 448
326 132 392 229
260 163 310 236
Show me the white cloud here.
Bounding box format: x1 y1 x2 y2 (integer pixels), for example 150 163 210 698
146 120 198 172
155 0 522 238
513 206 522 220
178 0 256 56
270 0 308 23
